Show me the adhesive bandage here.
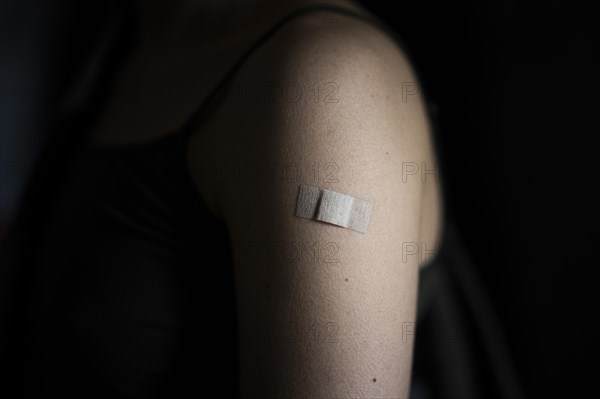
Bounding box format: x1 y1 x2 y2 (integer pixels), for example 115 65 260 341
295 185 373 233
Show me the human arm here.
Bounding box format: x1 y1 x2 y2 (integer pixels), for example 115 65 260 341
194 13 441 398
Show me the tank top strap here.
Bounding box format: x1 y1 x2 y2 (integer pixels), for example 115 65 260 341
177 2 415 141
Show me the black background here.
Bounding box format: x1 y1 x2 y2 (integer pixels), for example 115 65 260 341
364 1 597 397
1 0 598 398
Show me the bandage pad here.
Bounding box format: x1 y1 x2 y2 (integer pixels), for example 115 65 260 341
295 185 373 233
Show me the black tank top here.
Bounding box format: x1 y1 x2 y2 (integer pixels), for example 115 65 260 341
1 3 445 399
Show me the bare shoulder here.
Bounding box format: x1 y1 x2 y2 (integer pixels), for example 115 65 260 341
188 3 444 397
196 2 442 261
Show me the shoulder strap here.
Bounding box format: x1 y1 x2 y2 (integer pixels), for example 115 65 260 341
177 2 416 139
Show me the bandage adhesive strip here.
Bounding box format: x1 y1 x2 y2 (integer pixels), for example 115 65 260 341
295 185 373 233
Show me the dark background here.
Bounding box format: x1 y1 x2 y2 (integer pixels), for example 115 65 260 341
366 1 598 397
1 0 597 398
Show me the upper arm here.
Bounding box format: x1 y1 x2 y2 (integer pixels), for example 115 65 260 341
199 14 441 398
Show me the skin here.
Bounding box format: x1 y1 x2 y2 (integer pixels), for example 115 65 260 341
89 0 443 397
